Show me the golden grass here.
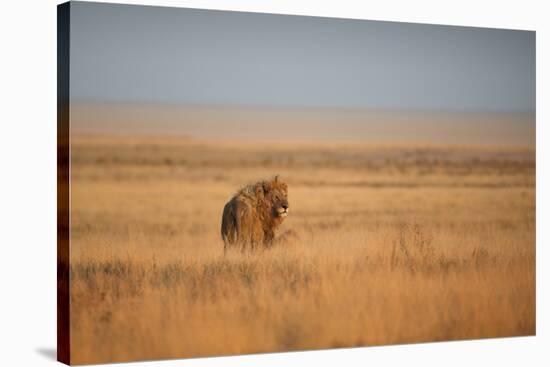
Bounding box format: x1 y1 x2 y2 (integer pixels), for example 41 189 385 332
69 136 535 364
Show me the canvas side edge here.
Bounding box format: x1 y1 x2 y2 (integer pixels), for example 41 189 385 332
57 2 71 365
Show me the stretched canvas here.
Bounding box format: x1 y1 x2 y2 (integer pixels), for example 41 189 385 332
57 1 536 365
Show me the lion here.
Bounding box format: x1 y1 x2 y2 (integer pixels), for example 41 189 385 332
221 175 289 252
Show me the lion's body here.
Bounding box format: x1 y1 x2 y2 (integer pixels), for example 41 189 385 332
221 177 288 251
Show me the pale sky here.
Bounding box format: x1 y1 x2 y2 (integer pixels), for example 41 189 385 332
69 1 535 112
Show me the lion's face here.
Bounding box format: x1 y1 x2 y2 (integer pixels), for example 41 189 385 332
263 177 289 219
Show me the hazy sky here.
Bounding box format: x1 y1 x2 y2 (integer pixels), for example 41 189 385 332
70 1 535 112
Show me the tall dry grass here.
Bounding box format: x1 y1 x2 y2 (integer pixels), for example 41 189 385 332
69 136 535 364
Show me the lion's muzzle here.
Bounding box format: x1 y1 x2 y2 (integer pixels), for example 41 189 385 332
277 206 289 217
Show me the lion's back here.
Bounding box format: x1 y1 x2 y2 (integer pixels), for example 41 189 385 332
221 193 263 245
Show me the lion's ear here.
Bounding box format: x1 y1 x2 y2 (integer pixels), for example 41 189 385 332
274 175 279 183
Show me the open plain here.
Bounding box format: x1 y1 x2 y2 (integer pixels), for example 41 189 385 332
69 135 535 364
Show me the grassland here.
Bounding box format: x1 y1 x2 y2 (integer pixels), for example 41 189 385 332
69 136 535 364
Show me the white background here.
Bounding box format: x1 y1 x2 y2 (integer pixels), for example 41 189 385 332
0 0 547 366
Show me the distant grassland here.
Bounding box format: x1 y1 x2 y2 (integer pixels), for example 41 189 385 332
71 104 536 146
70 136 535 364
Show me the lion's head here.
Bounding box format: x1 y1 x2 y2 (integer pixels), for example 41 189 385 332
260 175 289 219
